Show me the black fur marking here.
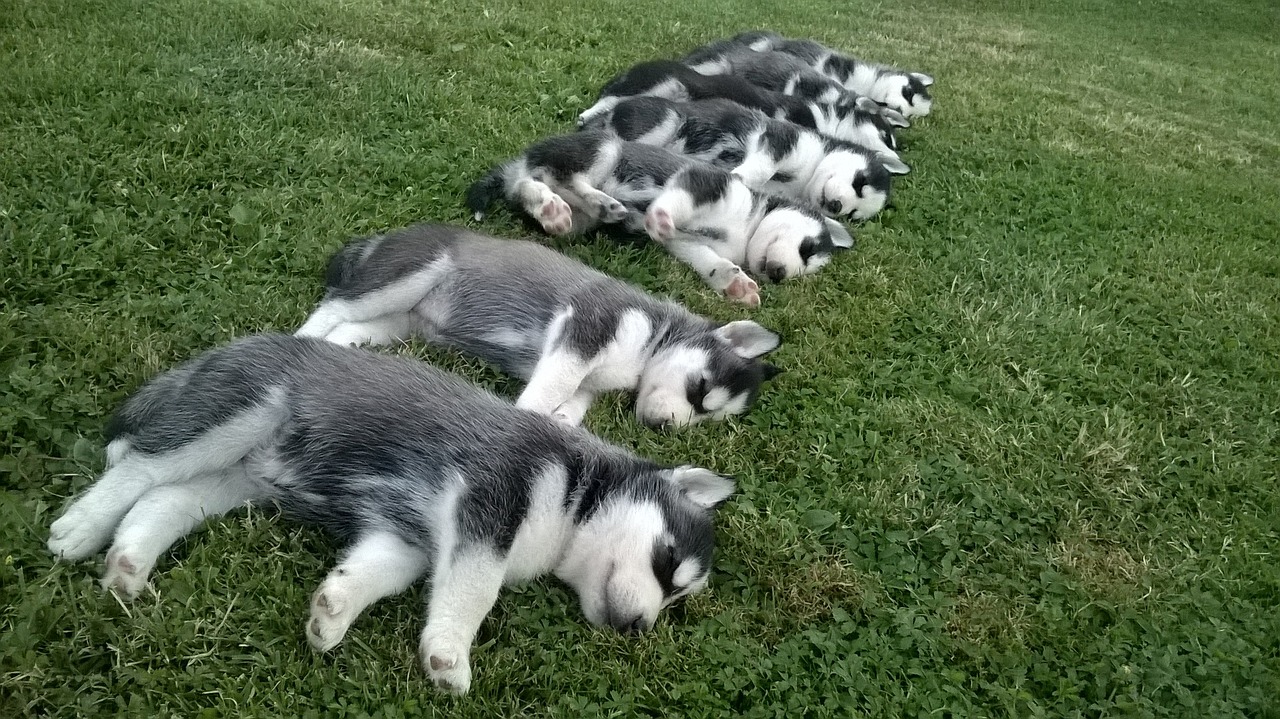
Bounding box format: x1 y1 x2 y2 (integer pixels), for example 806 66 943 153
677 164 732 206
523 132 609 184
651 540 678 597
324 228 457 300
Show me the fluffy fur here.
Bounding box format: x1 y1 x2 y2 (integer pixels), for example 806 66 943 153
585 96 909 221
683 32 935 118
296 224 783 428
46 334 737 695
466 131 855 306
576 60 908 150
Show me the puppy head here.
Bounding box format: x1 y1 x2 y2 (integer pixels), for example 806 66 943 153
877 72 933 118
747 204 854 282
807 151 892 221
635 320 782 428
556 465 735 633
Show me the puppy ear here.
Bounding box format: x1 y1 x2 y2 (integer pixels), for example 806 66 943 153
824 217 856 249
911 72 935 87
854 95 880 114
881 107 911 128
762 363 783 381
878 153 910 175
669 466 736 510
715 320 781 358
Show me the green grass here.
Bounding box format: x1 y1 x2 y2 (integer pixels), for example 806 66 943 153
2 0 1278 715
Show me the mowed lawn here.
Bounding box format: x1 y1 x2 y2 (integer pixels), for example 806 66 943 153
2 0 1278 715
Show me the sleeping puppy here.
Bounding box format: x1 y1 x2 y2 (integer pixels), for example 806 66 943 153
576 59 908 150
584 96 909 221
683 31 935 118
467 131 854 307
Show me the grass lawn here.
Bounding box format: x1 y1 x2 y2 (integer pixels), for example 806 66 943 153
2 0 1278 715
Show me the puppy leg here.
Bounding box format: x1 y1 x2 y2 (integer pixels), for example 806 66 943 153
512 178 574 236
297 261 449 340
569 175 628 223
577 96 620 127
420 545 507 695
307 532 431 652
324 314 415 347
729 153 778 188
101 463 262 599
51 398 286 561
551 389 595 426
662 240 761 307
516 351 591 416
49 443 167 561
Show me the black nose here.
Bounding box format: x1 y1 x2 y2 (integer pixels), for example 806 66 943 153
611 614 648 634
767 265 787 283
824 199 842 215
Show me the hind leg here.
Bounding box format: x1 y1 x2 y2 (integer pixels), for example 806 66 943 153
50 396 287 561
296 262 449 340
307 532 431 652
551 389 595 426
324 314 416 347
101 463 263 598
513 179 574 236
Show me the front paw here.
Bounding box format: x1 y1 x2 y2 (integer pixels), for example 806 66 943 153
101 547 152 599
724 272 761 308
643 207 675 243
49 508 114 561
600 198 628 223
307 581 358 652
420 635 472 695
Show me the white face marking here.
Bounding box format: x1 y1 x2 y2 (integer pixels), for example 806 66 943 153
871 75 931 118
555 502 669 631
747 208 830 281
636 345 709 427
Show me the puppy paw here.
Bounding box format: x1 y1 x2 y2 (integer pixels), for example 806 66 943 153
550 409 582 426
101 548 151 599
644 207 675 242
421 636 472 695
600 198 628 223
724 273 761 308
48 509 114 561
537 194 574 236
306 581 358 652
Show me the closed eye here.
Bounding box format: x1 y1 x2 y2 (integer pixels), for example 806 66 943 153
686 377 710 414
902 87 916 103
853 175 867 196
799 238 816 263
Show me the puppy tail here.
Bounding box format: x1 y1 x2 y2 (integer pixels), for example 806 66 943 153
466 167 507 221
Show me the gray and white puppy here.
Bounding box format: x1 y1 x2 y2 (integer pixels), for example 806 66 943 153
576 60 908 149
466 131 854 306
296 224 782 428
683 31 935 119
585 96 909 221
46 334 737 695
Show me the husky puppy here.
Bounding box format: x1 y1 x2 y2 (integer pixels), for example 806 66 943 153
684 32 935 119
466 131 854 306
576 60 908 150
295 224 782 428
586 97 909 221
46 334 736 695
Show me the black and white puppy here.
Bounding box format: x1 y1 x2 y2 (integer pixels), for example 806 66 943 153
47 334 736 695
585 97 909 221
576 60 907 152
683 31 935 119
296 224 782 428
467 131 854 306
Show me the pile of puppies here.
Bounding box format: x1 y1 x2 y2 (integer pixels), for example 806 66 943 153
470 30 931 306
46 32 933 696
